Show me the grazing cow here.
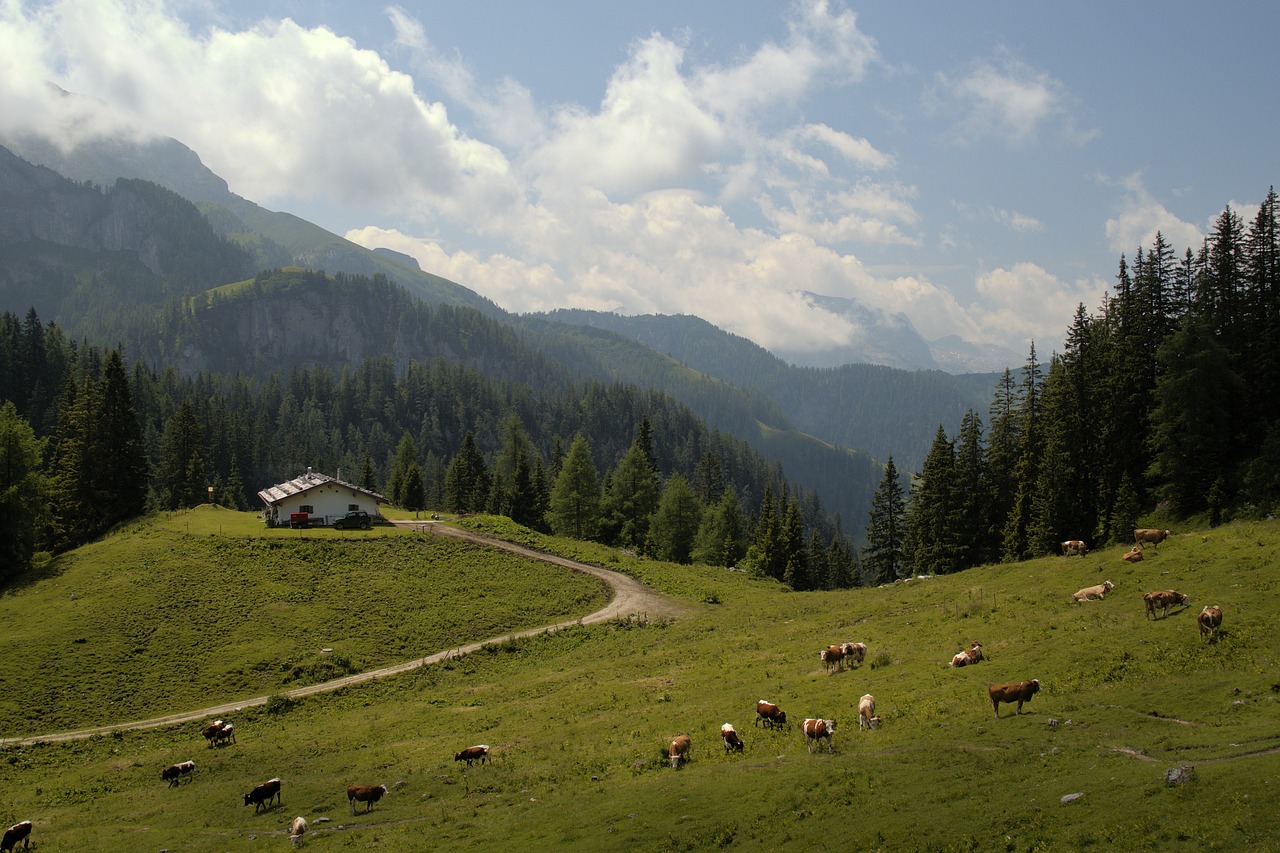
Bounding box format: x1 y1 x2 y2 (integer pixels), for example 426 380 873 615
214 723 236 746
801 718 836 753
1135 528 1173 550
161 760 196 787
347 784 388 814
1122 546 1144 563
858 694 880 730
755 700 787 730
1073 580 1115 602
720 723 744 753
1 822 31 853
1061 540 1088 557
820 645 846 673
202 719 226 747
669 734 692 769
840 642 867 666
454 745 490 766
950 641 984 668
243 778 282 813
1144 590 1191 620
1198 605 1223 642
989 680 1040 718
289 816 308 848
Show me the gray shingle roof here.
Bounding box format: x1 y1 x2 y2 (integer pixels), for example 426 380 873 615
257 470 388 506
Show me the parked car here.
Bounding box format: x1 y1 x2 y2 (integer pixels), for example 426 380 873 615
332 510 373 530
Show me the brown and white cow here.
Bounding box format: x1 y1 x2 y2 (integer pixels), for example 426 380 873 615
989 680 1040 718
755 700 787 729
841 642 867 666
950 641 984 668
161 760 196 787
289 816 308 848
202 719 227 747
1134 528 1173 550
454 745 490 766
244 778 282 813
1122 546 1144 563
669 734 692 769
1073 580 1115 602
1061 540 1088 557
858 694 880 730
347 784 388 814
721 723 744 753
1144 590 1191 620
801 718 836 753
1198 605 1223 642
821 645 846 673
1 821 31 853
214 723 235 746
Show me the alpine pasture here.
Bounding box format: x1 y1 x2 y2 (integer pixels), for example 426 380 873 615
1 507 1278 851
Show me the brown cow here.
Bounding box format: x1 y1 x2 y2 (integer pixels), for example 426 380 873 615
347 784 388 814
1144 590 1190 620
161 760 196 787
1122 546 1144 563
821 645 846 673
454 745 490 766
755 699 787 729
1073 580 1115 602
1198 605 1223 642
244 778 282 813
1061 540 1088 557
669 734 692 769
202 719 228 747
801 718 836 753
989 680 1040 717
840 642 867 665
858 694 880 730
1134 528 1173 550
1 822 31 853
720 723 744 753
950 641 984 668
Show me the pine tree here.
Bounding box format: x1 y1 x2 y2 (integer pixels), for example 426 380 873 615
0 402 45 577
444 431 488 512
649 473 702 564
403 463 427 512
546 435 601 540
950 409 987 569
780 498 810 590
983 369 1020 564
603 433 661 551
691 487 746 567
903 425 957 575
97 349 149 525
159 398 210 509
742 484 782 580
863 457 906 584
388 433 418 507
1001 344 1044 562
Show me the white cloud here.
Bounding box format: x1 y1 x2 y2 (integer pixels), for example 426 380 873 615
932 53 1091 147
973 263 1107 348
1104 173 1204 255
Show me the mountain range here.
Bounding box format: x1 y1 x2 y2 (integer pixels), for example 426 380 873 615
0 131 1006 532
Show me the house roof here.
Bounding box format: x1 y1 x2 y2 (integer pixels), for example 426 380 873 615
257 470 388 506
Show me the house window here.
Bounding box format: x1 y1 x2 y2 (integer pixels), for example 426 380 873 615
299 505 314 514
348 504 360 512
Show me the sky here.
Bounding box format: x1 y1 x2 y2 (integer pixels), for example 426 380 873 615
1 0 1277 361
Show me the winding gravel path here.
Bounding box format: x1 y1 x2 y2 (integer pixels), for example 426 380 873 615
0 522 684 747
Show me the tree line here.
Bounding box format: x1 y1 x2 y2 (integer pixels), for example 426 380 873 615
863 188 1279 583
0 307 855 589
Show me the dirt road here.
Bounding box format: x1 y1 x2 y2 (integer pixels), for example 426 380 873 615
0 522 684 747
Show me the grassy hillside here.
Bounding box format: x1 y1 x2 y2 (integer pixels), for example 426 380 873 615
1 512 1278 851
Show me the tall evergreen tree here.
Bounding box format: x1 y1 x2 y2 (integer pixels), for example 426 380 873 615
1001 344 1044 562
0 402 44 577
983 368 1020 563
602 428 661 551
903 424 958 575
863 457 906 584
444 431 488 512
692 487 746 568
158 398 209 509
950 409 987 569
649 473 702 564
97 349 149 525
546 435 601 539
387 433 418 507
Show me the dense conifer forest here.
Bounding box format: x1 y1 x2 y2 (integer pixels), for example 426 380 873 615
864 188 1280 582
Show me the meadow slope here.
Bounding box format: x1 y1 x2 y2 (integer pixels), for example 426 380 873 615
1 511 1278 851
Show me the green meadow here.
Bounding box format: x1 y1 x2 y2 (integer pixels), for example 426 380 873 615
1 507 1278 851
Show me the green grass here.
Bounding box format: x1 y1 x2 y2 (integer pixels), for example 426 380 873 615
2 513 1279 851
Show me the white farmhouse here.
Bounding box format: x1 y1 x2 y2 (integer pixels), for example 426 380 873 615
258 468 387 527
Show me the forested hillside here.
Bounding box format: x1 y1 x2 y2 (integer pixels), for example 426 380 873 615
862 188 1280 583
537 309 993 471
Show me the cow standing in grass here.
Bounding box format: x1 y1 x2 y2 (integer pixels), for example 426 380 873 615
244 778 281 813
989 680 1040 717
1199 606 1223 642
347 784 388 814
1144 590 1190 620
454 745 490 766
669 734 692 769
1 821 31 852
755 700 787 730
720 723 744 753
802 718 836 753
1135 528 1173 550
161 760 195 787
